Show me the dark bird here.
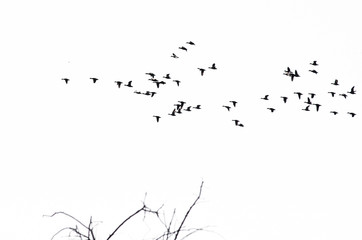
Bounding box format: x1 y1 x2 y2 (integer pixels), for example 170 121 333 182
62 78 69 84
171 53 179 58
310 61 318 66
184 106 192 112
328 91 336 97
229 101 237 107
267 108 275 112
146 73 156 78
178 101 186 108
193 105 201 109
134 90 142 94
281 96 288 103
284 67 291 74
222 105 231 111
174 104 182 110
176 108 182 114
90 77 98 83
232 119 239 126
179 46 187 51
294 92 303 99
309 70 318 74
186 41 195 45
294 70 300 78
198 68 206 76
330 111 338 115
125 81 133 87
347 112 356 117
168 109 176 116
238 123 244 127
313 103 321 112
302 105 310 111
347 86 356 94
148 78 158 82
115 81 122 88
173 80 181 86
154 80 166 88
304 97 312 104
283 70 295 81
208 63 217 70
163 74 171 79
331 79 339 86
153 115 161 122
261 95 269 100
149 91 156 97
308 93 316 98
339 93 347 99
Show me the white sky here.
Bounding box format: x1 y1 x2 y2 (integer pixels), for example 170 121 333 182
1 0 362 240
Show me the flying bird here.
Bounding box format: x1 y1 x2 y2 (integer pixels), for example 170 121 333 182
154 80 166 88
267 108 275 112
281 96 288 103
90 77 98 83
347 112 356 117
184 106 192 112
178 101 186 108
222 105 231 111
294 70 300 78
163 74 171 79
171 53 179 58
308 93 316 98
310 61 318 66
153 115 161 122
339 93 347 99
208 63 217 70
179 46 187 51
134 90 142 94
347 86 356 94
186 41 195 45
304 97 312 104
261 95 269 100
309 70 318 74
193 105 201 109
229 101 237 107
313 103 321 112
125 81 133 87
115 81 122 88
331 79 339 86
232 120 239 126
168 109 176 116
302 105 310 111
146 73 156 78
198 68 206 76
294 92 303 99
62 78 69 84
330 111 338 115
173 80 181 86
328 91 336 97
284 67 291 74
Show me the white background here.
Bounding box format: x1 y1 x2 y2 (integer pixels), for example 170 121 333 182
1 0 362 240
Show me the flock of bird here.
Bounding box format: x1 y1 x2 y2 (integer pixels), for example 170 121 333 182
61 44 358 129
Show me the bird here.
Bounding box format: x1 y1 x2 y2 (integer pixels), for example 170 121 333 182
176 108 182 114
149 91 157 97
208 63 217 70
193 105 201 109
284 70 295 81
115 81 122 88
62 78 69 84
281 96 288 103
232 120 240 126
331 79 339 86
310 61 318 66
171 53 179 58
90 77 98 83
302 105 310 111
284 67 291 74
153 115 161 122
179 46 187 51
313 103 321 112
163 74 171 79
328 91 336 97
347 86 356 94
146 73 156 78
294 92 303 99
168 109 176 116
229 101 237 107
142 91 151 96
174 104 182 110
294 70 300 78
261 95 269 100
134 90 142 94
178 101 186 108
308 93 316 98
198 68 206 76
125 81 133 87
330 111 338 115
222 105 231 111
304 97 312 104
184 106 192 112
238 123 244 127
267 108 275 112
339 93 347 99
347 112 356 117
309 70 318 74
186 41 195 45
173 80 181 86
154 80 166 88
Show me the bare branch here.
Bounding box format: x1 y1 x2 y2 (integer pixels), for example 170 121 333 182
43 212 89 230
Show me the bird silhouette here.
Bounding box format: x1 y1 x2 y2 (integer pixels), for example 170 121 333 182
328 91 336 97
198 68 206 76
153 115 161 122
149 91 157 97
331 79 339 86
222 105 231 111
339 93 347 99
284 67 291 74
267 108 275 112
313 103 321 112
163 74 171 79
193 105 201 109
347 112 356 117
232 119 239 125
229 101 237 107
176 108 182 114
302 105 310 111
154 80 166 88
330 111 338 115
179 46 187 51
310 61 318 66
304 97 312 104
238 123 244 127
173 80 181 86
146 73 156 78
62 78 69 84
281 96 288 103
125 81 133 87
168 109 176 116
294 70 300 78
261 95 269 100
186 41 195 45
294 92 303 99
115 81 122 88
309 70 318 74
90 77 98 83
347 86 356 94
308 93 316 98
171 53 179 58
134 90 142 94
178 101 186 108
284 70 295 81
208 63 217 70
184 106 192 111
174 104 182 110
